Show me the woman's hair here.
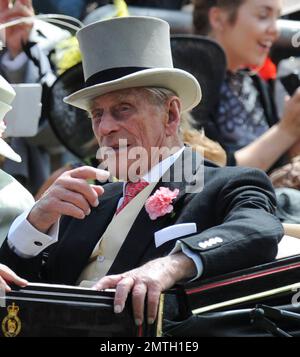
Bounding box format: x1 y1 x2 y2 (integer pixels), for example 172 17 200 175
193 0 246 35
143 87 177 108
180 111 227 166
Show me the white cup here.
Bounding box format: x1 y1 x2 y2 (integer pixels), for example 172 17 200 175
4 84 42 137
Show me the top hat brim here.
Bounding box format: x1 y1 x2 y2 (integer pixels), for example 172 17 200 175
63 68 201 112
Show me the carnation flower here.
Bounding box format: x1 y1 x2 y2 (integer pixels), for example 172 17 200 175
145 187 179 220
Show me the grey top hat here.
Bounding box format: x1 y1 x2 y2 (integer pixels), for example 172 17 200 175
64 16 201 112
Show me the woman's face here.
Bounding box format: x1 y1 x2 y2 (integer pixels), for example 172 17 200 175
213 0 282 71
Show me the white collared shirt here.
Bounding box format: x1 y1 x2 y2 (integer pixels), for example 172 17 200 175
8 147 203 279
117 147 184 209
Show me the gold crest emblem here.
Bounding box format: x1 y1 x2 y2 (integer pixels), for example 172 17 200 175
2 303 21 337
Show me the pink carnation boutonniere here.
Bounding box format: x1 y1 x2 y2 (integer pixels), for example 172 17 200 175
145 187 179 220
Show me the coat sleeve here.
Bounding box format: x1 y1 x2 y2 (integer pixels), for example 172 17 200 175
0 216 72 282
0 240 44 282
180 168 284 279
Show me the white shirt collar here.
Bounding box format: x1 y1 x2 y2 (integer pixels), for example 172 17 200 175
121 146 185 197
142 146 185 183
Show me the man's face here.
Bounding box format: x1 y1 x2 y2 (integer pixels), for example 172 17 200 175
90 88 176 180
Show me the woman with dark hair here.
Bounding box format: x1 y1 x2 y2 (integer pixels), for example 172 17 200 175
192 0 300 172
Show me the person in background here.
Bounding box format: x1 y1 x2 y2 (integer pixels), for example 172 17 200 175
0 75 34 246
32 0 94 20
192 0 300 172
0 0 70 195
32 0 190 20
0 75 31 290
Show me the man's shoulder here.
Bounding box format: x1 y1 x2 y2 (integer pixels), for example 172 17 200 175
203 160 271 185
182 150 272 192
188 149 267 177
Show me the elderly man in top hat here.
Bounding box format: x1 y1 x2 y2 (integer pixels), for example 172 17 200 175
0 17 283 326
0 75 31 291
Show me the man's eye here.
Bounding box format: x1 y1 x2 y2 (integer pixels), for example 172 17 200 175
119 105 131 112
113 105 132 119
92 112 102 122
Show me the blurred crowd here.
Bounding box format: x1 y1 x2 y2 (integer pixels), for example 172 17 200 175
32 0 192 20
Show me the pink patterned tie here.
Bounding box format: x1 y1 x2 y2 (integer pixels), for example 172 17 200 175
116 181 149 214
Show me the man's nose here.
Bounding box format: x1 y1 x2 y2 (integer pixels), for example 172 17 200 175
97 112 119 137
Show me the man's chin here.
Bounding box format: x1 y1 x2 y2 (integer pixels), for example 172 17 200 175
104 159 148 182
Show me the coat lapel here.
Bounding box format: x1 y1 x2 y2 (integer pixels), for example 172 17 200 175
161 146 204 199
108 148 203 274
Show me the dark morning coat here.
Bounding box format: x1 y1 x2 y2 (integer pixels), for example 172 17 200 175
0 148 284 284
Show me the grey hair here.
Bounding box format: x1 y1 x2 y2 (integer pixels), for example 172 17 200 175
142 87 178 107
143 87 183 135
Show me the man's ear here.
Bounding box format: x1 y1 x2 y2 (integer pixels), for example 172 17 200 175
165 97 181 136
